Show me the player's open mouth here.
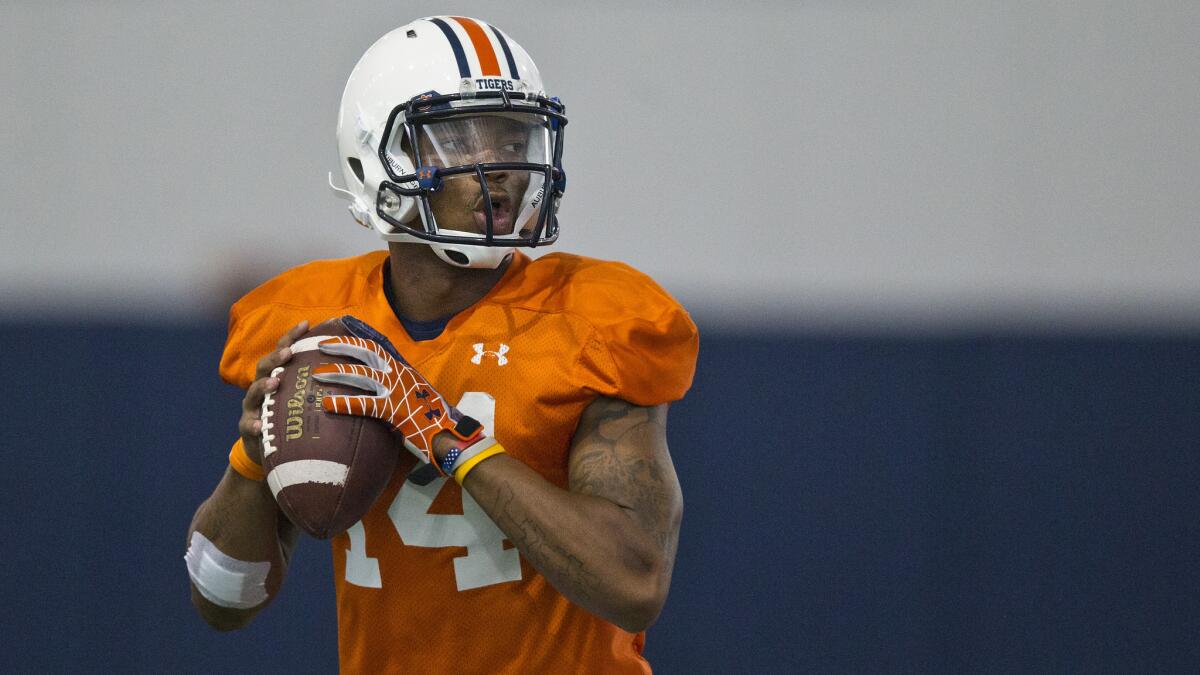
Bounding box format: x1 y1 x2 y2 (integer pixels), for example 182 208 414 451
473 193 514 235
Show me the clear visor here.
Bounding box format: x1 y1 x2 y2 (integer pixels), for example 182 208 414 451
391 113 552 170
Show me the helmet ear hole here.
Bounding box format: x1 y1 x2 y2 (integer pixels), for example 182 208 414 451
443 250 470 265
347 157 365 184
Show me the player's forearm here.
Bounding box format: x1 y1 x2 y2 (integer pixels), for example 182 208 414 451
187 468 296 630
461 455 672 632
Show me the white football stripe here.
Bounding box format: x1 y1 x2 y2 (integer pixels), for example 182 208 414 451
267 459 349 498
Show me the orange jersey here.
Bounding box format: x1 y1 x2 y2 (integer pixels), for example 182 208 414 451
219 250 698 674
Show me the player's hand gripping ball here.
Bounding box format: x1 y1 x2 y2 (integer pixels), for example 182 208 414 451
259 316 399 539
309 318 485 479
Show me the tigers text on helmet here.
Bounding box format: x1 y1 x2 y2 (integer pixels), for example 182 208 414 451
333 17 567 269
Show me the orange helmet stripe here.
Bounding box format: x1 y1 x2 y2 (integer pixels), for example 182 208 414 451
451 16 502 77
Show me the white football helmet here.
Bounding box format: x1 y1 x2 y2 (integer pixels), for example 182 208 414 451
333 17 567 269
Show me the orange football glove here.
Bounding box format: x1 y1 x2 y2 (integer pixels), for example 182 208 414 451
309 317 485 480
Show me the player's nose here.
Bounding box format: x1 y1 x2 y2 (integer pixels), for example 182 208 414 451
472 166 509 185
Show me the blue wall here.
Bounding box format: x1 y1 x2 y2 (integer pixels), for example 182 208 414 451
3 323 1197 673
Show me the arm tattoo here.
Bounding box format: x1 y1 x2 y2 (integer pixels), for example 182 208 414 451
467 396 682 621
492 484 603 606
569 397 680 553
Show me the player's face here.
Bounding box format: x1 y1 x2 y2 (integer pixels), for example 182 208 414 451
411 115 547 236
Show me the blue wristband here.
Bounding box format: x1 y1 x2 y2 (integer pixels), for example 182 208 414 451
439 447 462 475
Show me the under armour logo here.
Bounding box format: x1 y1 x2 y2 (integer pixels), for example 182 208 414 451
471 343 509 366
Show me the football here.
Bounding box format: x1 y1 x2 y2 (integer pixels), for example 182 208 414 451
260 317 398 538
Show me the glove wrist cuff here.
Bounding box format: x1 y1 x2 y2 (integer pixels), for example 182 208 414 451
449 415 483 441
438 434 494 475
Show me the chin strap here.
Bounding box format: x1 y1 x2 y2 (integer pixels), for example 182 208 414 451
431 240 513 269
328 172 373 229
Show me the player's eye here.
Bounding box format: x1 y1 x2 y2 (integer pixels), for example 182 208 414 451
499 141 525 156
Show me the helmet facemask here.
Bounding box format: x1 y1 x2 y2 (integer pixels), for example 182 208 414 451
375 90 566 265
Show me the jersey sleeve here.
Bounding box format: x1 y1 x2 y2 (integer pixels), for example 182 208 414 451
574 263 699 406
216 253 383 389
218 302 313 390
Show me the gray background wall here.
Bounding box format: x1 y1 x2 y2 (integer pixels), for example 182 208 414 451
3 0 1198 328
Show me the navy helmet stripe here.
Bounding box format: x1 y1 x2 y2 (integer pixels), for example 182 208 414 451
429 18 471 79
488 24 520 80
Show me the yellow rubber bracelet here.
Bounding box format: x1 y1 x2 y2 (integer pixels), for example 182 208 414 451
453 443 507 485
229 437 266 482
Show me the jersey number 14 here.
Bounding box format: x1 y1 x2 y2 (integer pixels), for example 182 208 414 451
343 392 523 591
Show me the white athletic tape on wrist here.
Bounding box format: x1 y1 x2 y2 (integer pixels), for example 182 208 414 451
184 531 270 610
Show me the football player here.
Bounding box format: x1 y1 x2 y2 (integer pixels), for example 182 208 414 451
186 16 697 673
